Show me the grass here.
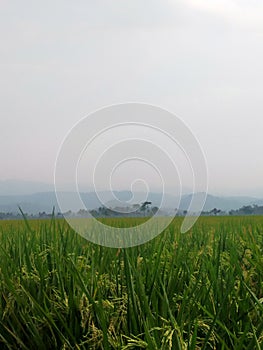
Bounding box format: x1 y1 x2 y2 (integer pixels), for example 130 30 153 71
0 216 262 349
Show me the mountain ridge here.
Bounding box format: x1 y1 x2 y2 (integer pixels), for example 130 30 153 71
0 190 262 215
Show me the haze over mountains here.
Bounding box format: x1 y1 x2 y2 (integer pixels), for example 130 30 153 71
0 180 262 215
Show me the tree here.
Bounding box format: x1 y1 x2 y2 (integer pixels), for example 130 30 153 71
210 208 221 216
242 205 253 215
140 201 152 213
132 204 141 214
210 208 221 215
151 206 159 215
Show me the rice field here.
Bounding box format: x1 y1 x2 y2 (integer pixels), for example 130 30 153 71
0 216 262 349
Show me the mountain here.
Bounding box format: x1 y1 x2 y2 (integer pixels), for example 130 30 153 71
252 199 263 206
179 193 260 212
0 180 54 196
0 191 178 214
0 190 262 215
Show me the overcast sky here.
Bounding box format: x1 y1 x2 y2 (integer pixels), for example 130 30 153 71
1 0 263 196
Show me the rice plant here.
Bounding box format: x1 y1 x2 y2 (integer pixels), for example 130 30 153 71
0 216 262 349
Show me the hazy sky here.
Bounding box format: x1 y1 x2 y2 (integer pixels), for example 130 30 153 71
1 0 263 196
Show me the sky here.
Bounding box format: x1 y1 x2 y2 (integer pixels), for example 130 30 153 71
0 0 263 197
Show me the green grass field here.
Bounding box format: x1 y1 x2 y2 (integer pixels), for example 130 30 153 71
0 216 262 349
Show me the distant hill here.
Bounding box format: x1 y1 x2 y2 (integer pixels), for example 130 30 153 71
252 199 263 206
0 190 262 215
179 193 260 212
0 180 54 196
0 179 93 196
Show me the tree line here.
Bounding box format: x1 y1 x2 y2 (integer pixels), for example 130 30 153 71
1 204 263 220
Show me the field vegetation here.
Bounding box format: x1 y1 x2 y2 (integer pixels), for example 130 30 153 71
0 216 262 349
